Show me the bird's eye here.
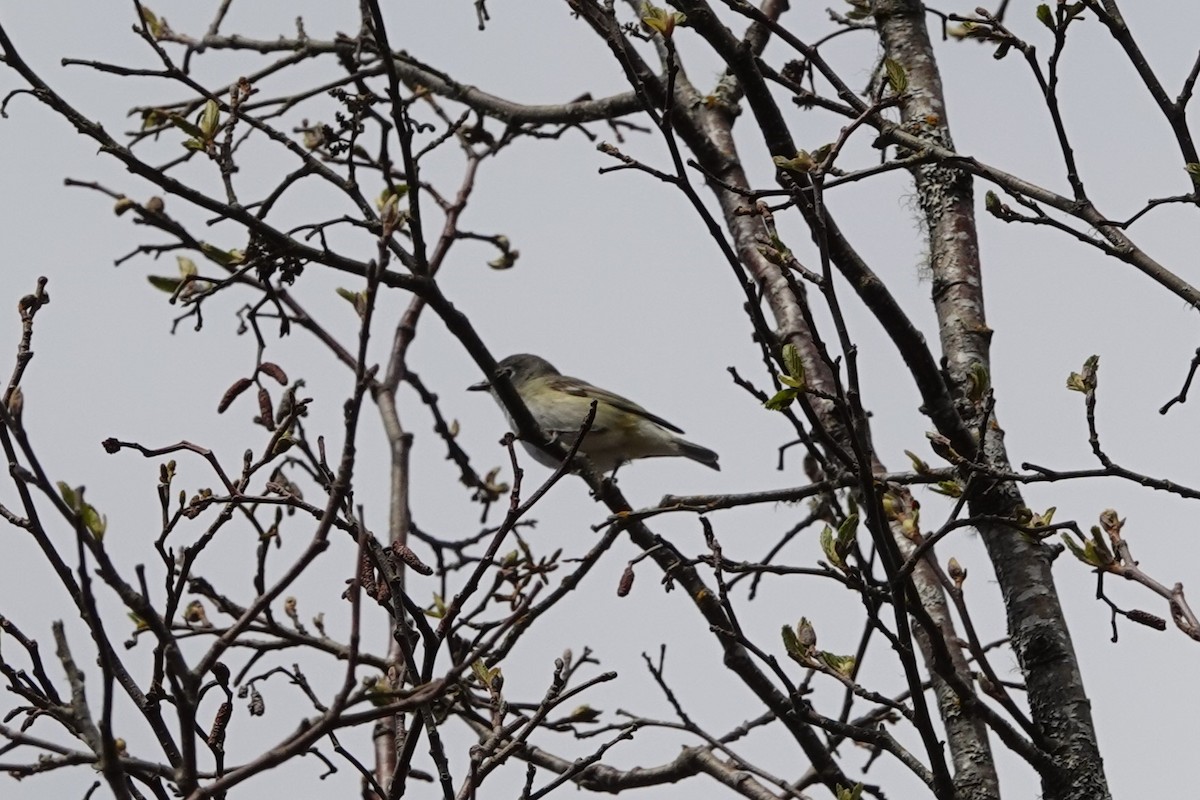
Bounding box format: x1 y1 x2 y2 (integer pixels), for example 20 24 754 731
497 366 515 379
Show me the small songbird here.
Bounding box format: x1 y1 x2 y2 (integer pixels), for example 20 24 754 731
469 353 720 472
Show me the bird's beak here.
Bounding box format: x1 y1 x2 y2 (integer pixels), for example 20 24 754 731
467 378 491 392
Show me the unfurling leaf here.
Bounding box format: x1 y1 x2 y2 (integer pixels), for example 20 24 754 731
782 343 805 386
966 362 990 404
984 190 1002 216
140 6 166 38
488 250 519 270
781 624 802 659
198 99 220 139
883 58 907 94
904 449 931 474
820 525 843 570
818 650 856 678
336 287 368 319
426 593 448 619
148 275 182 293
1036 4 1054 30
199 242 245 267
1065 355 1099 393
836 783 865 800
764 387 800 411
641 2 686 37
930 479 964 498
80 502 107 540
57 482 80 511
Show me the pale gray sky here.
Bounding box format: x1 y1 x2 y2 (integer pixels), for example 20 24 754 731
1 2 1198 798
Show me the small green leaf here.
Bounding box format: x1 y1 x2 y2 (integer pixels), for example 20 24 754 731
425 593 447 619
1061 533 1098 567
764 387 800 411
904 449 930 474
165 111 204 139
336 287 368 319
140 6 164 38
836 783 865 800
199 242 244 267
1089 526 1114 565
81 503 107 541
57 481 79 511
375 185 410 213
818 650 856 677
836 513 858 542
176 256 198 278
766 234 791 263
641 2 685 37
966 362 990 404
930 479 964 498
781 623 802 659
1187 163 1200 186
984 190 1002 215
883 58 907 94
198 99 220 139
782 343 805 384
835 514 858 558
1064 2 1087 21
820 525 843 569
1066 355 1099 393
148 276 182 293
1036 3 1054 30
843 0 872 21
141 109 163 130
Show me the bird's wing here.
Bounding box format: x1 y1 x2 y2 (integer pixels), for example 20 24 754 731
548 375 685 434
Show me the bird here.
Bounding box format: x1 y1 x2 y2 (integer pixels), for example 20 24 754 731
468 353 720 473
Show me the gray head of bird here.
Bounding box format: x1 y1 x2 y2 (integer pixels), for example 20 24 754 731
468 353 559 392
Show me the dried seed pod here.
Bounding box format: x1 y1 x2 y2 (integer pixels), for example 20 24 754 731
617 565 635 597
218 377 254 413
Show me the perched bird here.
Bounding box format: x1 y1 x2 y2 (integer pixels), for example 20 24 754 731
469 353 720 472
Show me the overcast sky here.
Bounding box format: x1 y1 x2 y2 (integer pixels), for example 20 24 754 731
2 2 1199 798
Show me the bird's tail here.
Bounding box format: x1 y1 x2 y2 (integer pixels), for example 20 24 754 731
677 439 720 471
